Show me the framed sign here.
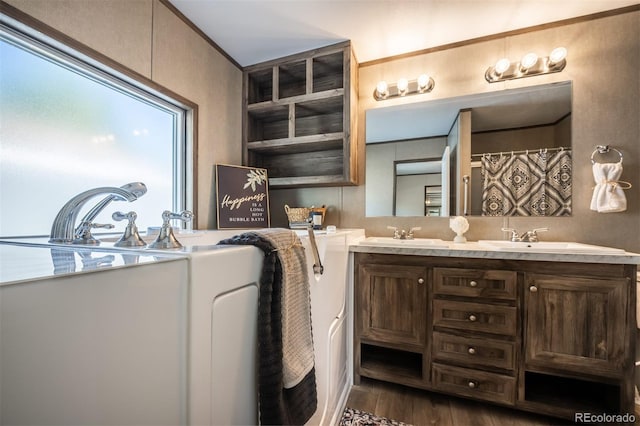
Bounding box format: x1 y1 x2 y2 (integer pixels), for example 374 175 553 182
216 164 270 229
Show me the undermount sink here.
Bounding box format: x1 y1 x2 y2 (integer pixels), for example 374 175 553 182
361 237 449 248
477 240 626 254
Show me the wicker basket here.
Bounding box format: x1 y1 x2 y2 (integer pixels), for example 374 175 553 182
284 205 326 228
284 205 312 223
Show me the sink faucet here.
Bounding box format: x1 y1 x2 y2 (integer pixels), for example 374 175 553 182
49 182 147 244
501 227 548 242
387 226 422 240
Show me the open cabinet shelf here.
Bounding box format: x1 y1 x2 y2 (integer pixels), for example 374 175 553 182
243 41 358 188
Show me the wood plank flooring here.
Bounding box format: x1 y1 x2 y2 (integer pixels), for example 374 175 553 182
344 378 572 425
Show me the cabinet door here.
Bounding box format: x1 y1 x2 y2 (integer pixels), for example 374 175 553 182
525 273 630 378
357 264 427 347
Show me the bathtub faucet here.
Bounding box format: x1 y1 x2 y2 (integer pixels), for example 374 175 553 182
49 182 147 244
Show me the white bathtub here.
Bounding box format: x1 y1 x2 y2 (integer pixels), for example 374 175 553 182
0 228 363 425
0 246 192 425
157 228 364 425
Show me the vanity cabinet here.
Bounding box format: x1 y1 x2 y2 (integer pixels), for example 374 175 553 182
242 41 358 188
521 271 634 418
353 253 636 421
354 263 428 386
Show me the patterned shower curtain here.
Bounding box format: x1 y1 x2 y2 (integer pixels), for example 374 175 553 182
481 149 572 216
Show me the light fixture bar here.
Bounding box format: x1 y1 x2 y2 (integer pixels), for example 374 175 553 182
374 75 435 101
485 47 567 83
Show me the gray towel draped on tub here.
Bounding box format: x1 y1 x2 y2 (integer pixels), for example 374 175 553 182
218 229 317 425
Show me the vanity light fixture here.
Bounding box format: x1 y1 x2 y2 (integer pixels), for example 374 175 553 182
485 47 567 83
374 74 435 101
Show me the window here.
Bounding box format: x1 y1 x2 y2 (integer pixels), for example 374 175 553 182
0 18 192 238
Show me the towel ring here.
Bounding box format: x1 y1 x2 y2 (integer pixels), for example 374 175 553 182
591 145 623 164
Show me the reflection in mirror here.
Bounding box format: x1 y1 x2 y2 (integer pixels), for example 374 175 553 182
365 81 572 217
394 159 444 216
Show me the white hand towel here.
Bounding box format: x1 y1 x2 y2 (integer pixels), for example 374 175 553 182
590 162 627 213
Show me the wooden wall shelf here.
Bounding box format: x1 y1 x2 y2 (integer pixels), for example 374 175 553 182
242 41 358 188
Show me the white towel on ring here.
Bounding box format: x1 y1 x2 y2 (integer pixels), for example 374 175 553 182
590 162 627 213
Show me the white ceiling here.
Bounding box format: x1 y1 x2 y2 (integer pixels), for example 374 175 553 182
168 0 637 67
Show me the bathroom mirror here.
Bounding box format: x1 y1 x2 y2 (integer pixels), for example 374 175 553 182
365 81 572 217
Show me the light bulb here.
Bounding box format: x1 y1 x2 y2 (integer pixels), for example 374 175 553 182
520 52 538 70
549 47 567 65
494 58 510 75
397 78 409 95
375 80 388 99
417 74 431 91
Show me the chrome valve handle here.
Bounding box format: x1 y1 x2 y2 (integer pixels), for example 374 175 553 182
112 211 146 247
162 210 194 225
112 210 137 224
408 226 421 239
73 221 114 245
501 227 519 241
148 210 194 249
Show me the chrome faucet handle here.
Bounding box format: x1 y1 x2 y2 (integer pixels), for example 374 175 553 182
165 210 194 223
73 221 115 245
387 226 401 239
112 211 146 247
148 210 194 249
501 227 520 242
408 227 422 239
526 227 549 242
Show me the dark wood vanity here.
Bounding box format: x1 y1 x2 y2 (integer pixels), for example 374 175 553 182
353 252 636 421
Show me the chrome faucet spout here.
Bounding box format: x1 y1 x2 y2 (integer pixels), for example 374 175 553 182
75 182 147 239
49 183 146 244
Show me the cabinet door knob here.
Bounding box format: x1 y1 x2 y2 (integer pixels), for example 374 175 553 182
468 380 478 389
468 314 477 322
469 280 478 287
467 347 476 355
418 278 424 284
529 285 538 293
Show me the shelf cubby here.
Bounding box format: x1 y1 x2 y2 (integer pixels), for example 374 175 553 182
247 68 273 104
524 371 620 413
278 59 306 99
312 51 344 93
295 96 343 137
360 344 423 381
246 105 289 142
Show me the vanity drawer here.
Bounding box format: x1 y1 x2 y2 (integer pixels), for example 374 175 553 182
432 332 515 371
432 363 515 406
432 300 517 336
434 268 517 300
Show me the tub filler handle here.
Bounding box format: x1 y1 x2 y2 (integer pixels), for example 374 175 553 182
307 224 324 280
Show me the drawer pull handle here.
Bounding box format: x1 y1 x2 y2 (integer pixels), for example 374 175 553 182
529 285 538 293
418 278 424 284
468 314 477 322
468 380 478 389
467 347 476 355
469 280 478 287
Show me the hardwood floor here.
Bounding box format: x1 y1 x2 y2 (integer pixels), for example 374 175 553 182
344 378 572 425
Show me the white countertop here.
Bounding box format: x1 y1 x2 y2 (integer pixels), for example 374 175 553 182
351 240 640 265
